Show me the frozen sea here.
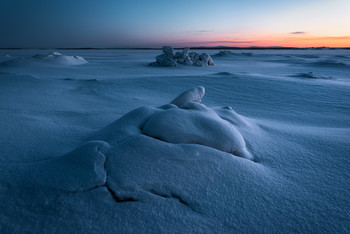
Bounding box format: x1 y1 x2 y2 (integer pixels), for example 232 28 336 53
0 49 349 233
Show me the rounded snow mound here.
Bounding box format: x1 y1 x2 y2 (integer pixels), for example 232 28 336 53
142 102 252 159
213 50 235 56
0 51 88 67
10 86 255 224
95 86 253 160
32 51 88 65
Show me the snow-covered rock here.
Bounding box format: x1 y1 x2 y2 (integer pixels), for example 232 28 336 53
162 46 174 55
150 46 214 67
200 53 215 66
184 56 193 65
183 47 189 54
156 54 177 67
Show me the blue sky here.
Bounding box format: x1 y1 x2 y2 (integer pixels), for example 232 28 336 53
0 0 349 48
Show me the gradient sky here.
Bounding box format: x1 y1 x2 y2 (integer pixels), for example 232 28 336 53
0 0 349 48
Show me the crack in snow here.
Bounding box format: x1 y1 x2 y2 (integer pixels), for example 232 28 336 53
69 145 137 203
148 189 198 213
100 146 138 203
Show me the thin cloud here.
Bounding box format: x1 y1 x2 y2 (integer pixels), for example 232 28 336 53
187 30 213 33
290 31 307 35
186 30 214 35
202 40 256 44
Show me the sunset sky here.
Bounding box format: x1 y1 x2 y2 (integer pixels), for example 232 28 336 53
0 0 349 48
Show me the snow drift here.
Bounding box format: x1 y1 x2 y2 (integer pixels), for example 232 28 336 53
289 72 331 79
213 50 253 57
0 51 88 66
6 86 254 200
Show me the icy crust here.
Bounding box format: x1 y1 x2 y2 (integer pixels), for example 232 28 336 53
0 51 88 66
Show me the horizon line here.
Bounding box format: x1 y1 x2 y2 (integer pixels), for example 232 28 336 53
1 46 350 50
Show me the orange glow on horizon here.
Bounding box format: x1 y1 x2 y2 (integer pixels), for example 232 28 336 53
247 36 350 48
183 35 350 48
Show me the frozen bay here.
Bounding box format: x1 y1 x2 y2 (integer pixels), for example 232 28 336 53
0 49 349 233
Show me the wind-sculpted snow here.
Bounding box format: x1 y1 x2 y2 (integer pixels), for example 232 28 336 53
0 51 88 66
23 141 110 191
2 87 255 205
1 49 349 233
142 103 252 159
170 86 205 107
92 86 253 160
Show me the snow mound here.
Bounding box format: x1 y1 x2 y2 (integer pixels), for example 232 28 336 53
32 51 88 65
9 86 253 212
149 46 214 67
94 86 253 160
213 50 235 56
213 51 253 57
0 52 88 66
142 103 252 159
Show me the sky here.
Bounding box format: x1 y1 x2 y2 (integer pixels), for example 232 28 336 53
0 0 349 48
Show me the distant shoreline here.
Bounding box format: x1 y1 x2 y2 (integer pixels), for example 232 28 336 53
1 46 349 50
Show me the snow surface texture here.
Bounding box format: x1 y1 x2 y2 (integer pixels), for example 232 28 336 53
150 46 214 67
0 49 349 233
0 51 88 66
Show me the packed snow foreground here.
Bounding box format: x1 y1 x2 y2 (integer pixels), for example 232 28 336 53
150 46 215 67
14 86 253 205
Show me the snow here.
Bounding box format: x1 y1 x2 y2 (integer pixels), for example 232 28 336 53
150 46 214 67
0 49 349 233
0 51 88 67
142 100 253 160
170 86 205 106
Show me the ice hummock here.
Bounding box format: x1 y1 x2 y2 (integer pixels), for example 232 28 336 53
150 46 214 67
